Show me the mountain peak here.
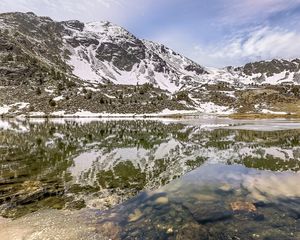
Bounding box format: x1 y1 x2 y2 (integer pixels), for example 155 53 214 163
25 12 37 17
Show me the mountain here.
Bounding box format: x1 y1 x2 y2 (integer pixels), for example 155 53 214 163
0 12 300 117
62 20 208 92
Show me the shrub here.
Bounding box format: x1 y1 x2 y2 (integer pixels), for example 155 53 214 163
5 53 14 62
86 91 92 99
65 80 76 88
36 87 42 95
176 91 190 101
57 83 65 91
49 99 56 107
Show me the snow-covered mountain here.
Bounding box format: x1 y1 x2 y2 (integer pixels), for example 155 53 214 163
61 20 300 89
1 12 300 116
62 20 208 92
1 11 300 91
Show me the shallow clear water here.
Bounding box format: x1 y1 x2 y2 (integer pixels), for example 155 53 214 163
90 164 300 239
0 118 299 239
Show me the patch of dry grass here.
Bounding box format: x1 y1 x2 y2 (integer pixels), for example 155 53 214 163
229 113 300 119
271 101 300 114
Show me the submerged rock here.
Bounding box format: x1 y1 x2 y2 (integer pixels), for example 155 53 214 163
192 194 216 202
97 221 121 240
184 202 233 224
230 201 257 212
176 223 208 240
155 197 169 205
128 209 143 222
21 181 43 192
218 184 232 192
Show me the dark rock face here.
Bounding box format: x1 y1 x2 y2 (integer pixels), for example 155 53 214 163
150 53 168 73
65 38 81 48
236 59 300 77
0 12 70 84
0 38 14 51
63 20 85 31
96 42 143 71
185 64 208 75
66 37 99 48
80 38 99 47
90 22 147 72
293 73 300 83
62 20 149 72
118 40 146 60
143 40 208 79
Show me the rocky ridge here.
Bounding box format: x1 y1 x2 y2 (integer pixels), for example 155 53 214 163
0 12 300 116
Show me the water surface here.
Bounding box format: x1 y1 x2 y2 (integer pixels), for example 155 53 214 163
0 117 299 239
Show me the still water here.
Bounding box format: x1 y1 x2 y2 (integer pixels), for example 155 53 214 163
0 117 299 239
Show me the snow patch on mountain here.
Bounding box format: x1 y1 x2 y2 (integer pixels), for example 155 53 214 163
0 105 11 115
198 102 235 115
68 52 100 82
261 109 288 115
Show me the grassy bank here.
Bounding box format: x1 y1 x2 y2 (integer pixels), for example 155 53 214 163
229 113 300 119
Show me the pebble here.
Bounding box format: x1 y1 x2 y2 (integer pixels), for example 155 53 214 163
128 209 143 222
219 184 232 192
155 197 169 205
230 201 257 212
193 194 216 201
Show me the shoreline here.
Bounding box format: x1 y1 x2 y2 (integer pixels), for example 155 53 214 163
1 110 300 120
228 113 300 119
2 114 300 120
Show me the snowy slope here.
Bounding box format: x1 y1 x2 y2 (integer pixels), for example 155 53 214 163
62 21 209 92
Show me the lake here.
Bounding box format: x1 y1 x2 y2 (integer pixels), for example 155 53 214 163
0 117 299 239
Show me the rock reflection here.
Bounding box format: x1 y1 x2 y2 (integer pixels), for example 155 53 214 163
0 118 300 219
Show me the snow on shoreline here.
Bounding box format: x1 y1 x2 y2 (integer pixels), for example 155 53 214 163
24 107 236 118
0 102 29 115
261 109 288 115
1 102 293 119
0 105 11 115
28 109 202 118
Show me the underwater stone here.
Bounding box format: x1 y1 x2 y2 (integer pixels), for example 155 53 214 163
185 202 233 224
230 201 257 212
128 209 143 222
155 197 169 205
176 223 208 240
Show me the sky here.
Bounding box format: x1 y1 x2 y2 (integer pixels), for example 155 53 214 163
1 0 300 67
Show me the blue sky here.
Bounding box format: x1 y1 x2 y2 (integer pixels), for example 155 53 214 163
1 0 300 67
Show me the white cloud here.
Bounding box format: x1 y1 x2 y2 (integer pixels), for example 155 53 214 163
0 0 150 24
135 25 300 67
192 27 300 67
218 0 300 26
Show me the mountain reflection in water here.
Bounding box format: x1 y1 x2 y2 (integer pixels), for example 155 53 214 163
0 118 299 239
